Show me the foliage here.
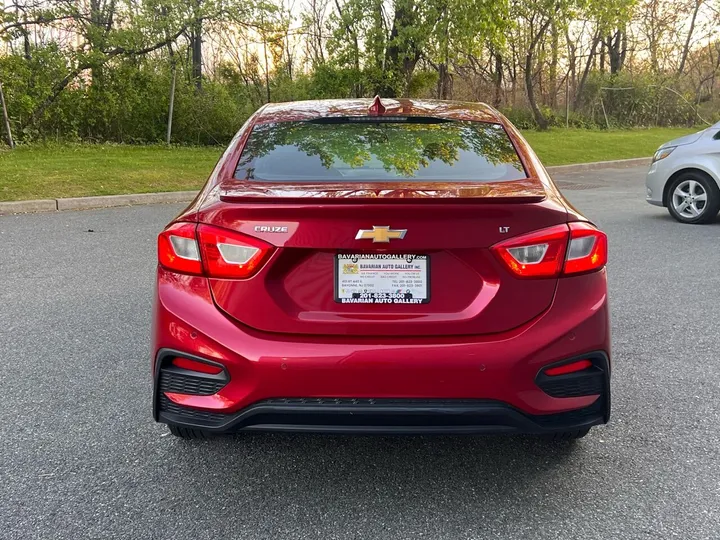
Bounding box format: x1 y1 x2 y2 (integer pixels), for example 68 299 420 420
324 0 511 98
0 0 718 146
1 49 263 144
579 72 702 127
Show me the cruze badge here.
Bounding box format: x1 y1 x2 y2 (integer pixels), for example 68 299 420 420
355 226 407 243
254 225 288 233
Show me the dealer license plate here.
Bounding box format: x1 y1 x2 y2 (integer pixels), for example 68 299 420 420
335 253 429 304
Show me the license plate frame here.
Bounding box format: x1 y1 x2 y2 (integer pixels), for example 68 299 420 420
334 253 430 304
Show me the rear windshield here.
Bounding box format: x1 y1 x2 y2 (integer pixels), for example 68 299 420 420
233 119 527 182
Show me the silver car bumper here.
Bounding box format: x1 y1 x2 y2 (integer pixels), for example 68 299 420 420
645 161 666 207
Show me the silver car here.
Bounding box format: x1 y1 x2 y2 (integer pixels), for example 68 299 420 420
646 122 720 224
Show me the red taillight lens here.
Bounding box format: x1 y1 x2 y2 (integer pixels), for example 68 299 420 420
564 222 608 275
158 223 274 279
172 357 224 375
158 223 203 275
544 359 593 376
197 224 274 279
492 222 607 278
491 224 569 278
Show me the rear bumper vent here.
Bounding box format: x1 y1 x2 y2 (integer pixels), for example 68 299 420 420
158 395 228 425
536 360 607 398
153 349 231 425
538 373 604 398
158 369 226 396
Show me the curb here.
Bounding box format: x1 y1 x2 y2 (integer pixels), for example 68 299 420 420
0 199 57 214
1 191 197 216
547 157 650 175
55 191 198 211
0 157 650 215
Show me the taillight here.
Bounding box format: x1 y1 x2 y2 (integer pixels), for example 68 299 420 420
157 223 274 278
564 222 608 275
158 223 203 275
197 224 274 279
492 224 569 278
491 222 607 278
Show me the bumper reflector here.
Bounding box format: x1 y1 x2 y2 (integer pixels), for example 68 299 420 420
172 357 224 375
544 359 592 376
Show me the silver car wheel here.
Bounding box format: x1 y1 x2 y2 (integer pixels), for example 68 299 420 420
672 179 708 218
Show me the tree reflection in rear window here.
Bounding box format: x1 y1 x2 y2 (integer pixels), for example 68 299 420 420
233 119 527 182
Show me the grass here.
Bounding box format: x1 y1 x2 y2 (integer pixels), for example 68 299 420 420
0 144 223 202
522 127 697 166
0 127 699 201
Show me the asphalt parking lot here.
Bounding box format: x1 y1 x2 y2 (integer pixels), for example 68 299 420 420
2 165 720 540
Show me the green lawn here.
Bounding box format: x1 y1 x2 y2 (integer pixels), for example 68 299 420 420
522 127 696 166
0 144 223 202
0 127 697 202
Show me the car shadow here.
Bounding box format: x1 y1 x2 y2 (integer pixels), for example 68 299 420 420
162 432 591 518
645 211 720 225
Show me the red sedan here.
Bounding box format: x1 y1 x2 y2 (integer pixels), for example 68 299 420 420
152 97 610 440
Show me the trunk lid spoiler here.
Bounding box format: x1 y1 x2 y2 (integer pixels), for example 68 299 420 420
215 179 547 204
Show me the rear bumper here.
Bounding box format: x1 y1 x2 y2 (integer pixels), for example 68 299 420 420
152 266 611 434
157 395 607 435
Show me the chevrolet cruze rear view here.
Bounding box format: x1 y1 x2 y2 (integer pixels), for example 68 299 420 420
152 97 610 441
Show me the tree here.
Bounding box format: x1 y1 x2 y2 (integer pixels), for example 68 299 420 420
512 0 572 129
301 0 329 67
678 0 704 75
190 0 203 89
6 0 261 127
325 0 510 98
1 0 718 144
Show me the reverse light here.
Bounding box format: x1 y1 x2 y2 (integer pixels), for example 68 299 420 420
158 223 203 275
544 359 593 376
172 357 224 375
564 222 608 275
197 224 274 279
491 222 607 278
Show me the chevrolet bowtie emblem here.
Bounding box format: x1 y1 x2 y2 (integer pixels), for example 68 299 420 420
355 226 407 243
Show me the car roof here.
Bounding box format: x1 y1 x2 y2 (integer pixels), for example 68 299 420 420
254 98 503 124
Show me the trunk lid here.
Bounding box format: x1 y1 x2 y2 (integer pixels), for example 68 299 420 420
198 196 567 337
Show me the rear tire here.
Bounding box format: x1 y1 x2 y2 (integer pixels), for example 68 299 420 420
545 428 591 441
666 171 720 224
168 424 211 440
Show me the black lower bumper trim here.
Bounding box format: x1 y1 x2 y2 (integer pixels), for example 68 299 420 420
158 397 606 435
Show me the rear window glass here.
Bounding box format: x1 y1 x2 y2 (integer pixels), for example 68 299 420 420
234 120 527 182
